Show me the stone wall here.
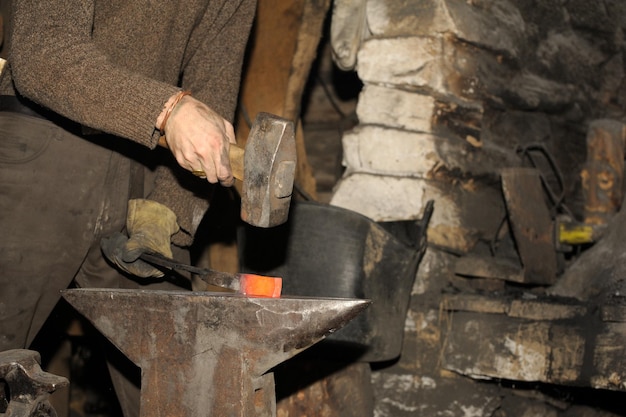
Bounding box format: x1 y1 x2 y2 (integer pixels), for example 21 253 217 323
328 1 626 416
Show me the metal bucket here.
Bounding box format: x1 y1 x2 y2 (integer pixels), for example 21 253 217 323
238 201 430 362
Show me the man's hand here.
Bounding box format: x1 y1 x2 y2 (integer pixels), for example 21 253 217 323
158 93 236 187
101 199 179 278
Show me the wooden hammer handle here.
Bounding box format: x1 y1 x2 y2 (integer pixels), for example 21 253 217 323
158 135 244 180
228 144 244 181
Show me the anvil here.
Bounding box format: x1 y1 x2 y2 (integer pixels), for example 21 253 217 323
61 289 369 417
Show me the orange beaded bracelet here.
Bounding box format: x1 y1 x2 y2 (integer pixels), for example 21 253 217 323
159 90 192 135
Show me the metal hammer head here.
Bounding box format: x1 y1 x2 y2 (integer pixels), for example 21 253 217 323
241 112 296 228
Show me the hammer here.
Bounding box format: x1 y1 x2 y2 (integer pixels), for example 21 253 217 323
161 112 296 228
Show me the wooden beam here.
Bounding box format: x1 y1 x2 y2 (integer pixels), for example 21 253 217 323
501 168 558 285
236 0 331 200
442 309 626 391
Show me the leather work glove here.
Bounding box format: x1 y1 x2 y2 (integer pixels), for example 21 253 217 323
101 199 179 278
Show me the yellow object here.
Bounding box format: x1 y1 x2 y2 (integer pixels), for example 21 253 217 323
558 222 595 245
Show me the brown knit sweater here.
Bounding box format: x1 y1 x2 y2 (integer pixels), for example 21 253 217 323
0 0 257 245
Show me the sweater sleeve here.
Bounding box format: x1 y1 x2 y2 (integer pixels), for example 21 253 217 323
147 0 257 245
9 0 179 148
181 0 257 121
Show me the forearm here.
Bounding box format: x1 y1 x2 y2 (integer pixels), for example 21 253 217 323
148 164 214 247
151 0 256 185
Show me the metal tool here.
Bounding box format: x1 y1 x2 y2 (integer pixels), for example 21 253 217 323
240 112 296 228
0 349 69 417
139 251 282 297
61 288 369 417
165 112 296 228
